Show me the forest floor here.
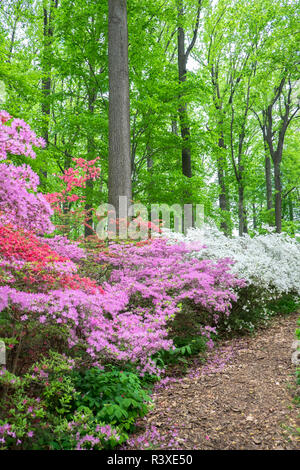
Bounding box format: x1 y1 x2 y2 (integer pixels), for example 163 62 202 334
127 312 300 450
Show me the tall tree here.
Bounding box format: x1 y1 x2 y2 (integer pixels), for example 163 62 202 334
108 0 132 216
204 4 231 234
41 0 58 166
254 76 299 232
177 0 202 180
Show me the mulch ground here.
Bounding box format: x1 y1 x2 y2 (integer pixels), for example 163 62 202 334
129 312 300 450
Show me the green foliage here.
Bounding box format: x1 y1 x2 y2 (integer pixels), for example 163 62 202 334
0 369 48 450
281 220 299 238
296 318 300 343
153 334 208 372
0 353 151 449
268 295 300 317
71 367 152 432
221 293 300 336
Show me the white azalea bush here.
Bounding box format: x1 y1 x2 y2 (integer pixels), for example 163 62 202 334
163 224 300 333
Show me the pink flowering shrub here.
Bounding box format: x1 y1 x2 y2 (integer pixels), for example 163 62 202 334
107 216 162 239
90 239 244 373
0 110 45 160
98 239 245 316
37 235 86 262
0 163 54 234
0 112 104 378
0 110 52 234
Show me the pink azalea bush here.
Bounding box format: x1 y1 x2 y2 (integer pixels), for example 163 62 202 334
0 110 45 160
0 162 54 234
36 235 86 262
0 111 53 234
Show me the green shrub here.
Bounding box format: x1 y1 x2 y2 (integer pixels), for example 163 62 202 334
268 294 300 316
152 334 208 375
48 409 128 450
23 351 78 417
71 367 152 432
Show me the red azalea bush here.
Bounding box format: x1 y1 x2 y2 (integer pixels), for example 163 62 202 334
0 225 68 264
0 225 103 294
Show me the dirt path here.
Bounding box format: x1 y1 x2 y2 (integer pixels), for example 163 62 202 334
127 313 300 450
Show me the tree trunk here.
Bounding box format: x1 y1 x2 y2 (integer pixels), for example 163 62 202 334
288 197 294 221
63 149 71 215
264 140 273 211
146 143 153 171
238 185 247 236
243 211 248 234
176 0 202 228
108 0 132 217
171 118 178 136
177 20 192 178
217 133 230 235
252 203 257 230
273 159 282 233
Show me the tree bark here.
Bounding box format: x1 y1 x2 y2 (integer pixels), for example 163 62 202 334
288 197 294 221
177 0 202 178
238 186 247 236
258 77 299 233
108 0 132 217
252 203 257 229
273 160 282 233
217 132 230 235
265 152 273 211
177 24 192 178
210 57 230 235
171 118 178 136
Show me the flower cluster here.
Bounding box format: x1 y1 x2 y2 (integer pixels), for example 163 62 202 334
36 235 86 262
59 157 101 190
0 110 45 160
98 239 245 315
0 163 53 234
123 423 184 450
